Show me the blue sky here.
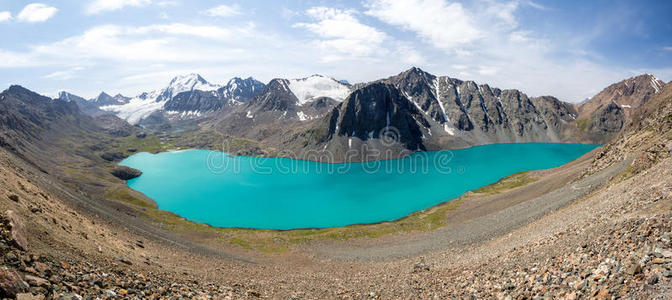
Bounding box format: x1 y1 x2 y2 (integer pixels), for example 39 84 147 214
0 0 671 102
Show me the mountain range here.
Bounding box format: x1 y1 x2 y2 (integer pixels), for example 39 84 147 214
43 67 668 161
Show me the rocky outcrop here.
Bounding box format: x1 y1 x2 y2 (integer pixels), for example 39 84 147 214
111 166 142 180
100 152 125 162
219 77 265 102
323 82 429 151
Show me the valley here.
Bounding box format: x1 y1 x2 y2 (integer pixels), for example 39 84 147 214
0 68 671 298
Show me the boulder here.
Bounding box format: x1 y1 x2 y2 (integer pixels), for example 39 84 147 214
0 267 29 298
111 167 142 181
5 210 28 251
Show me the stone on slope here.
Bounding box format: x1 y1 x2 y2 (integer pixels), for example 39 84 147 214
0 267 29 298
4 210 28 251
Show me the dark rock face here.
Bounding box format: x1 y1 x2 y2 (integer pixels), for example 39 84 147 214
247 79 299 112
4 210 28 251
382 68 568 141
324 82 428 151
588 102 625 141
111 166 142 180
219 77 265 102
165 90 226 112
164 77 265 112
305 97 339 116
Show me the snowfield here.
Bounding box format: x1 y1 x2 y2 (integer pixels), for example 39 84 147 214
287 75 351 105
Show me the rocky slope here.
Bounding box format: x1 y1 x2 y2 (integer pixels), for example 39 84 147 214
577 74 665 143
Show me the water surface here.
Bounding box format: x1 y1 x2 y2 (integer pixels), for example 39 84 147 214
120 143 598 229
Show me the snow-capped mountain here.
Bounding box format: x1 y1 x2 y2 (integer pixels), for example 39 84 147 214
100 74 264 125
287 75 351 105
233 75 352 125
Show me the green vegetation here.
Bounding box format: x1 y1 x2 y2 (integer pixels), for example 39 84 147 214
104 188 156 209
577 118 589 132
473 172 537 195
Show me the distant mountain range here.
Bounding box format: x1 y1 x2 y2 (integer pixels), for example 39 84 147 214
25 67 664 161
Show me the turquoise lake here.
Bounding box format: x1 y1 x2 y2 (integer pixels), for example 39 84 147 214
119 143 599 230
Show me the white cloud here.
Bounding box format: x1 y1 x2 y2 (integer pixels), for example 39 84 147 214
294 7 387 60
44 69 79 80
86 0 151 15
0 11 11 22
365 0 479 53
663 46 672 52
202 4 241 17
17 3 58 23
29 23 242 64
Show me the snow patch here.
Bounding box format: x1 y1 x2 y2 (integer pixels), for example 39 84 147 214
348 137 352 148
246 111 254 119
433 78 450 123
651 76 663 93
297 111 310 121
443 124 455 135
287 75 351 105
620 104 631 108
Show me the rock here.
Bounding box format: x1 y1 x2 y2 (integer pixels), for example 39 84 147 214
8 194 19 202
24 275 49 288
136 132 147 138
0 267 29 298
17 292 45 300
127 148 137 152
104 289 116 297
100 152 125 162
33 262 48 274
661 250 672 258
247 289 261 297
111 167 142 180
118 257 133 265
58 293 82 300
625 263 642 275
5 210 28 251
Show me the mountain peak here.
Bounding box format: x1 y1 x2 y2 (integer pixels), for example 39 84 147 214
169 73 207 86
164 73 219 98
